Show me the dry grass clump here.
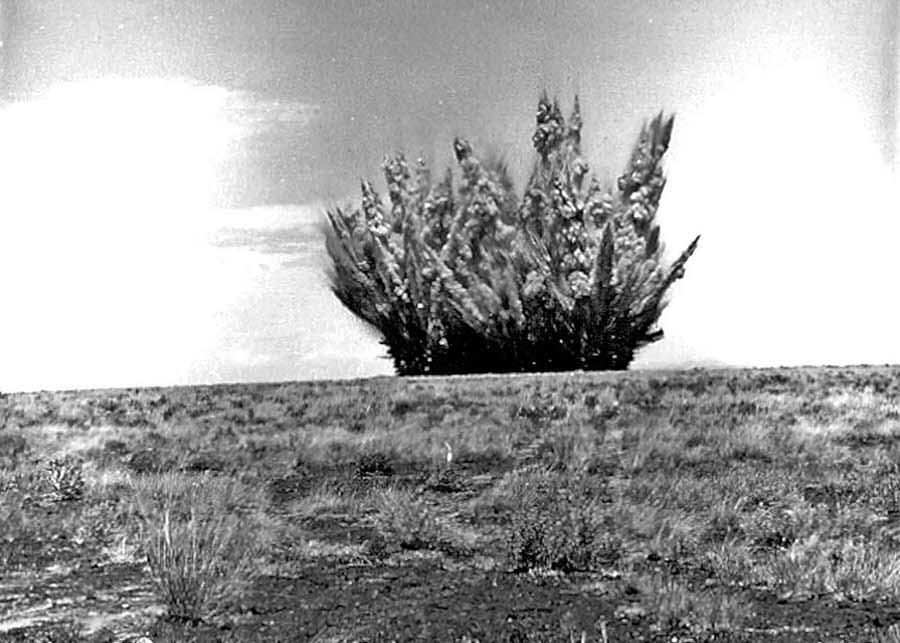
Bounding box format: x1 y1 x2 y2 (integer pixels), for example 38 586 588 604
500 468 617 573
285 478 371 520
613 501 702 563
526 420 606 472
370 486 470 554
629 573 753 635
129 472 276 625
0 458 120 573
751 535 900 602
41 455 86 504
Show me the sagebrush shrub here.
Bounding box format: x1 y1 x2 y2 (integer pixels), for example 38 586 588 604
42 455 85 504
504 469 617 573
371 487 449 552
324 92 699 375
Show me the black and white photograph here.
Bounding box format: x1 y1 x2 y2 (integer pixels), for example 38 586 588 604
0 0 899 640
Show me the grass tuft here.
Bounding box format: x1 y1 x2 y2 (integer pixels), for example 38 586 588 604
371 486 455 553
130 472 275 625
503 468 616 573
632 573 753 634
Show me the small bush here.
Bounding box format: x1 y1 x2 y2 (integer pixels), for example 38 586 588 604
746 504 820 552
42 455 85 504
371 487 453 552
752 535 900 602
703 541 755 587
534 423 602 472
702 497 747 544
422 465 465 493
504 469 616 573
127 448 173 475
831 539 900 601
355 452 395 478
130 473 274 625
632 573 752 634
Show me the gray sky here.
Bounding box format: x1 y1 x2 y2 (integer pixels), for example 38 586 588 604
0 0 898 391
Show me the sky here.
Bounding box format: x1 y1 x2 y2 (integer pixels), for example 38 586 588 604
0 0 898 392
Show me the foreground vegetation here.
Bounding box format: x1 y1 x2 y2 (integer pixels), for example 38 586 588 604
3 366 900 641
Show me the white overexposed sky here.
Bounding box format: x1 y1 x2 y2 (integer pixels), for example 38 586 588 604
0 0 898 392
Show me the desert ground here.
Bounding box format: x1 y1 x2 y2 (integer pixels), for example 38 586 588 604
4 366 900 642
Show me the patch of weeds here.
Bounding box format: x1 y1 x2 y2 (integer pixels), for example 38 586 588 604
3 456 88 510
751 533 838 599
180 451 227 474
702 497 748 544
703 541 755 587
288 478 368 519
824 505 888 546
371 487 459 553
864 469 900 515
388 393 422 418
0 467 20 493
147 618 271 643
0 431 30 468
56 498 126 550
583 387 621 417
88 438 130 468
631 573 752 635
617 421 688 476
0 486 29 569
532 423 601 472
617 379 664 412
422 466 465 493
5 461 47 500
721 438 775 464
346 418 367 433
872 624 900 643
100 532 142 564
756 535 900 602
830 539 900 601
643 511 701 562
42 455 86 504
424 403 454 427
510 390 569 425
127 448 174 475
746 503 820 552
1 619 89 643
321 439 359 465
610 498 701 562
82 468 141 534
130 473 275 625
504 469 617 573
355 452 395 478
2 463 132 567
515 401 568 424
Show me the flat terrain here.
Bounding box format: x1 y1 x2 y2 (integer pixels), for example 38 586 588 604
4 366 900 642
